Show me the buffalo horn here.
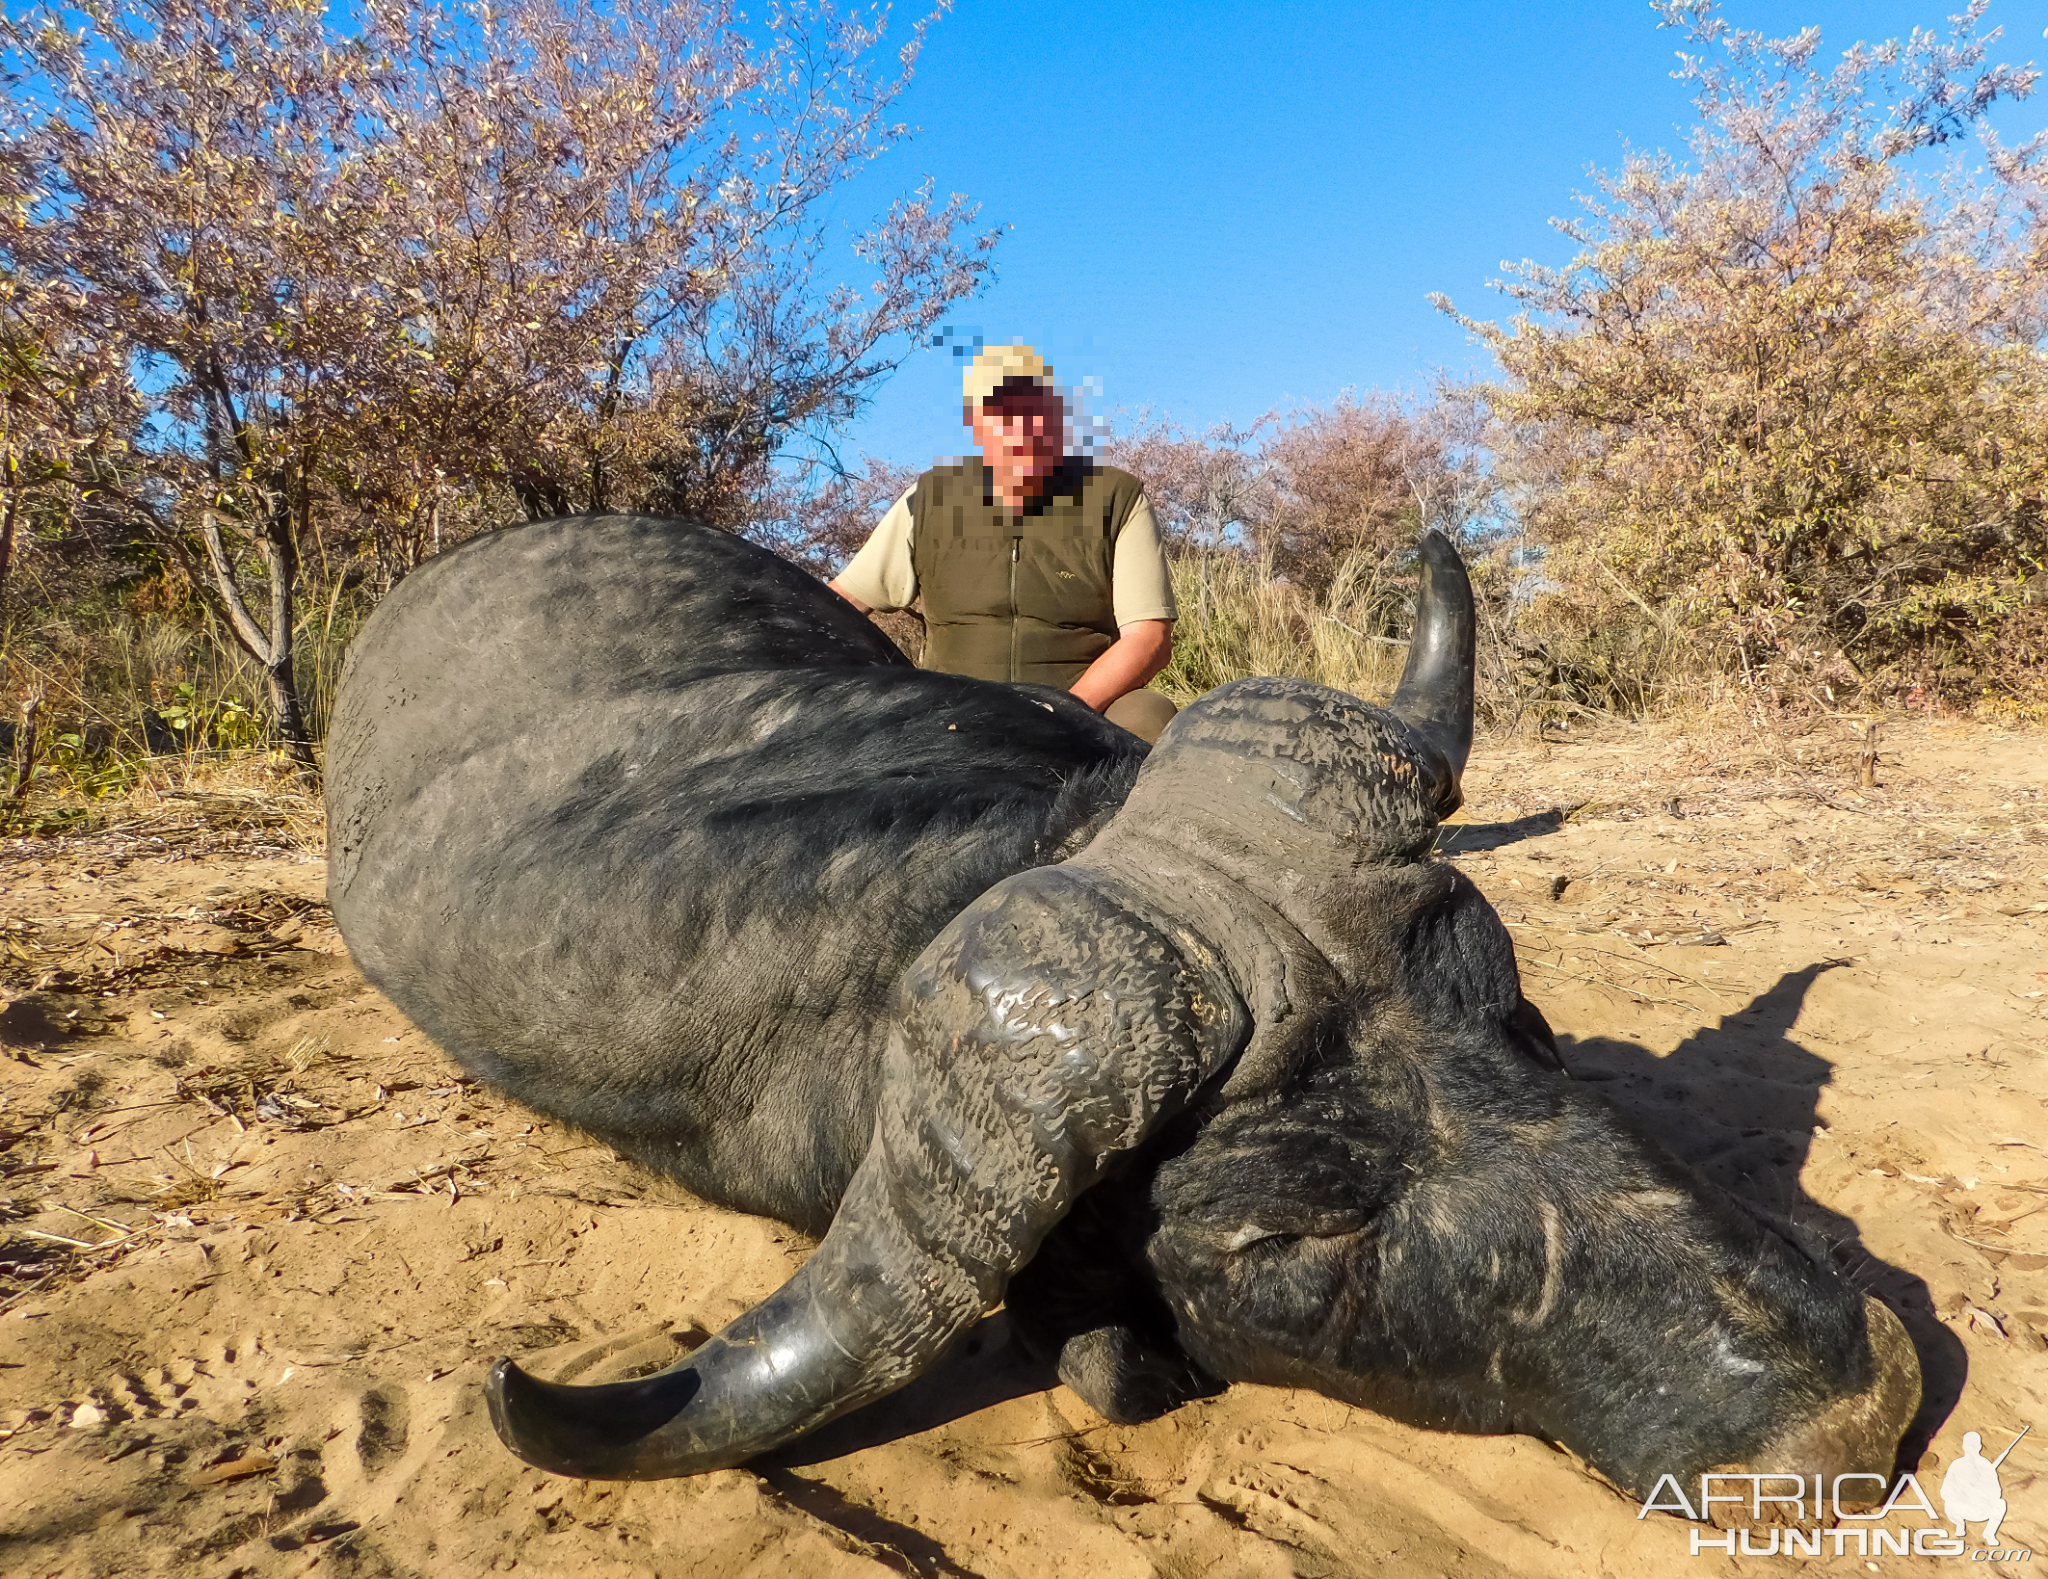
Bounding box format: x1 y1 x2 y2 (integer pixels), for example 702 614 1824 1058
1387 529 1476 816
488 892 1246 1480
487 1154 987 1480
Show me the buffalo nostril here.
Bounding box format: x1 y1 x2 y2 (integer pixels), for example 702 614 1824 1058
1719 1297 1922 1526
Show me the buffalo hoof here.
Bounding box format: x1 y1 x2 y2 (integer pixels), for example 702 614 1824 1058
1054 1325 1225 1424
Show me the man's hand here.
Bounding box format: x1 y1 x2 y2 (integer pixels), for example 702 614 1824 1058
1071 620 1173 713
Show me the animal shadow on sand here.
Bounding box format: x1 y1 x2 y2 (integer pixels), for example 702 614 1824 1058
775 962 1963 1485
1558 961 1966 1469
1435 809 1567 855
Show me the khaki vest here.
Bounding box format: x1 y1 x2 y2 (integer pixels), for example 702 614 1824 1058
909 458 1147 688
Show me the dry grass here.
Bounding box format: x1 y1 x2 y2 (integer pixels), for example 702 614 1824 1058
1152 546 2048 802
0 748 325 854
2 570 361 802
1156 549 1409 706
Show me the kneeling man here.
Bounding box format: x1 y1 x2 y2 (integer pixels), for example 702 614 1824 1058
831 344 1179 742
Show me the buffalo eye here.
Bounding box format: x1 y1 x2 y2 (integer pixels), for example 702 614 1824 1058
1218 1213 1362 1254
1220 1223 1297 1254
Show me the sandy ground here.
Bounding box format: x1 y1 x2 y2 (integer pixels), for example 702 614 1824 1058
1 717 2044 1579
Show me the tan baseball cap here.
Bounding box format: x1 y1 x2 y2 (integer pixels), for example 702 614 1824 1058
962 343 1053 407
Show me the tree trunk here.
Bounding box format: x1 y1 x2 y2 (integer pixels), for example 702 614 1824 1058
196 505 318 771
11 695 41 801
262 511 316 769
0 489 20 629
266 653 314 763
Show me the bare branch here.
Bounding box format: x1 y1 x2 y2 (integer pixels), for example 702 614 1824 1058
197 509 275 666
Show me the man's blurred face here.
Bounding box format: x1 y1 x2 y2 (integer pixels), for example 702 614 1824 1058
968 383 1066 485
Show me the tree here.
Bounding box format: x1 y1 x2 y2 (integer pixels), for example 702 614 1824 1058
744 454 923 574
0 287 138 622
1104 394 1496 602
1438 0 2047 697
1260 391 1499 604
0 0 995 761
1101 411 1278 551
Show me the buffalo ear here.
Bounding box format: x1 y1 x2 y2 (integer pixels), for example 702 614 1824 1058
1006 1183 1227 1425
1506 998 1567 1074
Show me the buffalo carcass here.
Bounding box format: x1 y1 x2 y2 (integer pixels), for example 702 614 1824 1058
325 515 1918 1493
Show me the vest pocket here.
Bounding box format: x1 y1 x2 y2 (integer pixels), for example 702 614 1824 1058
1013 535 1116 633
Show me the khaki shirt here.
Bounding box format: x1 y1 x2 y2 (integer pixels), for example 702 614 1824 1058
836 480 1178 626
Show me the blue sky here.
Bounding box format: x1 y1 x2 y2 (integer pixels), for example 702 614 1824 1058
827 0 2046 472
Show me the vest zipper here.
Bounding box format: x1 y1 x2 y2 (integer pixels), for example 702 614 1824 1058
1009 535 1021 682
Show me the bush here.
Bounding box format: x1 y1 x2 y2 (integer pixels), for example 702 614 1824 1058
1439 2 2047 707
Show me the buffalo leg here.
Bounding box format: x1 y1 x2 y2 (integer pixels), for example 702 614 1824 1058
1008 1185 1222 1424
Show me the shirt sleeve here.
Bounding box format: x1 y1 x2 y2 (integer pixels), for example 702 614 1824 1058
832 488 920 611
1111 492 1178 625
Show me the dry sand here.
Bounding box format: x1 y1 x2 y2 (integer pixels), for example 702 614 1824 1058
1 718 2043 1578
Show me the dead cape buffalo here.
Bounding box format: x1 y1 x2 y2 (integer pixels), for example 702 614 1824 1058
325 514 1919 1495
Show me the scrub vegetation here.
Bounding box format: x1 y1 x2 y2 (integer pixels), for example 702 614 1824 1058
1126 3 2048 729
0 0 991 791
0 0 2042 809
